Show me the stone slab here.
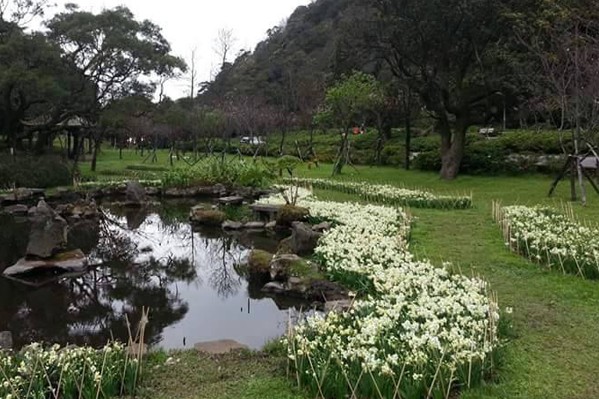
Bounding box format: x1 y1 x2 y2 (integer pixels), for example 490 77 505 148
194 339 248 354
3 249 88 276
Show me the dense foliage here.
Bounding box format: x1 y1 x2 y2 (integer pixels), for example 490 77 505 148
0 155 71 188
162 158 274 188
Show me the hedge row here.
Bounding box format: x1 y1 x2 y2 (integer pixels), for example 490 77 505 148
0 155 71 189
183 129 570 174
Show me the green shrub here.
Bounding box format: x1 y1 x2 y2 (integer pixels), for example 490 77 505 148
497 130 568 154
162 157 274 188
0 155 71 189
380 145 405 166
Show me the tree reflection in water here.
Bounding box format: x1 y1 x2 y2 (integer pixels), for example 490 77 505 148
0 201 270 349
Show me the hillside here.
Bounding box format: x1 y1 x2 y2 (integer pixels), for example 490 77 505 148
200 0 361 104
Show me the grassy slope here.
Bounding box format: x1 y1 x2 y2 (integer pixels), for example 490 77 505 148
89 149 599 399
138 350 307 399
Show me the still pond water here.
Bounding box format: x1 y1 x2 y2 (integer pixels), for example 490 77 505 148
0 200 298 350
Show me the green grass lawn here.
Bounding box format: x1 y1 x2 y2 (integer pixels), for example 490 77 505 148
88 149 599 399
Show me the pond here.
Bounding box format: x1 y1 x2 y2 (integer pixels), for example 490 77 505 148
0 199 301 350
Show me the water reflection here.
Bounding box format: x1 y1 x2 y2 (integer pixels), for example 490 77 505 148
0 201 298 350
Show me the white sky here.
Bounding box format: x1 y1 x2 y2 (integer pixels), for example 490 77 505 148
42 0 312 100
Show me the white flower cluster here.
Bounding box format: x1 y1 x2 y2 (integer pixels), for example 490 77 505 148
496 204 599 278
283 177 473 209
0 342 137 399
259 189 498 396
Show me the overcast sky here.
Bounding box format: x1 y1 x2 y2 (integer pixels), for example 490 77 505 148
44 0 312 100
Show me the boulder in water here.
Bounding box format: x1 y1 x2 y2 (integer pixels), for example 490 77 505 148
26 200 68 258
3 249 88 276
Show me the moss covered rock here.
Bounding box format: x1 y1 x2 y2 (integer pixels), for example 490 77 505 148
270 254 322 281
247 249 274 275
276 205 309 227
276 236 294 255
190 208 226 227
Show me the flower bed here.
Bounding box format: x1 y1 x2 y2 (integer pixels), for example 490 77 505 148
283 177 473 209
258 190 498 398
493 203 599 279
0 342 139 399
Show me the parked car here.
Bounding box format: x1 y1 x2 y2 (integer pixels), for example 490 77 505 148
239 136 265 145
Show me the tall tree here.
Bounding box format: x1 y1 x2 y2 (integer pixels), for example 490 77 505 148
360 0 521 179
316 71 384 175
213 28 236 71
0 21 92 152
0 0 47 26
46 4 186 170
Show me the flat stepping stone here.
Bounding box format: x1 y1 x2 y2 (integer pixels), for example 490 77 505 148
194 339 248 354
3 204 29 216
249 204 281 221
3 249 88 276
222 220 243 230
244 221 265 229
218 196 244 205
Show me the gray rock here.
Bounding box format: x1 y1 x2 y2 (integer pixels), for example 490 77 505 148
56 200 99 219
67 220 100 253
0 331 12 350
145 187 161 196
270 254 303 281
4 204 29 216
218 196 244 206
309 280 348 301
189 208 226 226
324 300 353 313
291 222 322 255
26 200 68 258
265 221 277 230
287 276 308 294
195 339 248 354
222 220 243 230
212 183 228 196
125 181 146 205
244 221 265 230
3 249 88 276
312 222 332 232
191 204 205 213
4 188 35 202
262 281 286 294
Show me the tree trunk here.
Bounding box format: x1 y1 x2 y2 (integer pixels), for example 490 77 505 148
332 129 349 176
439 124 467 180
279 128 287 156
91 138 100 172
71 133 80 160
405 114 411 170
